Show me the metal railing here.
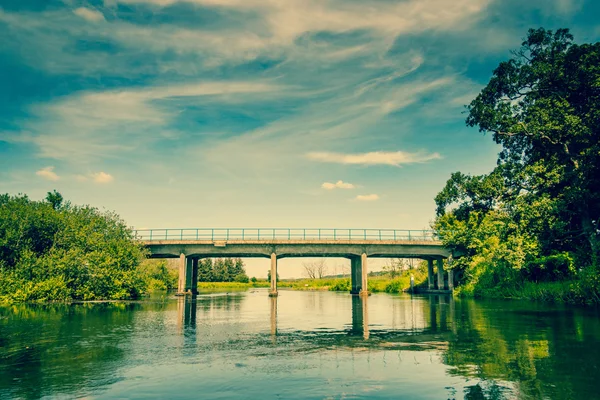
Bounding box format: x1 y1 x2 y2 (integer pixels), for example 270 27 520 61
133 228 438 242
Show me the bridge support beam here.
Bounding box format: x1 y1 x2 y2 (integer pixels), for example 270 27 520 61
177 253 187 295
177 253 196 295
427 259 435 290
437 258 445 290
269 253 278 297
191 258 199 295
350 256 362 295
447 256 454 291
360 253 368 296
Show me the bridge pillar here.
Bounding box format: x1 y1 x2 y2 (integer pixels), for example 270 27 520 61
427 259 435 290
437 258 445 290
447 256 454 291
350 257 362 295
269 253 278 297
177 253 187 295
185 257 194 292
360 253 369 296
191 258 199 295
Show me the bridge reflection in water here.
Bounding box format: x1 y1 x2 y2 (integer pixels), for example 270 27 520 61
176 291 455 351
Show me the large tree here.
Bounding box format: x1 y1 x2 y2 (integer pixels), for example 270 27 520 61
459 28 599 265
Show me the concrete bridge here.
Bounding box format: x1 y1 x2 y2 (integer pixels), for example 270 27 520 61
135 228 454 296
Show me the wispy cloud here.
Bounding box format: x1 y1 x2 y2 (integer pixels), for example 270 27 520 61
355 194 379 201
1 80 287 162
307 151 441 167
321 180 355 190
35 166 59 181
73 7 105 23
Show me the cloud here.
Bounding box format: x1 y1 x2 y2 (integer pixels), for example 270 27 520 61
73 7 105 22
321 180 355 190
307 151 441 166
91 172 114 183
2 80 287 162
35 166 60 181
355 194 379 201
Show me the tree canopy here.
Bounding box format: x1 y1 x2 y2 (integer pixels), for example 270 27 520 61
434 28 600 301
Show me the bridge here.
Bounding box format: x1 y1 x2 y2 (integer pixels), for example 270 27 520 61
135 228 454 297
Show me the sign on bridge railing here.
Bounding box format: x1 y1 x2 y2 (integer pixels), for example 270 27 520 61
133 228 438 242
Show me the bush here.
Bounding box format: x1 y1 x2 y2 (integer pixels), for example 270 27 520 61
234 273 249 283
0 193 147 303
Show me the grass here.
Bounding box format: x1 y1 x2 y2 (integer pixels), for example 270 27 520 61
197 281 270 290
457 279 600 305
277 270 428 294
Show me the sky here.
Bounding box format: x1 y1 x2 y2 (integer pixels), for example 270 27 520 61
2 0 600 277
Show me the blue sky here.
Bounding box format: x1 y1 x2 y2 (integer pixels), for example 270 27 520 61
1 0 599 276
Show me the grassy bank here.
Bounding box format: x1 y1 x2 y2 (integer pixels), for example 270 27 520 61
197 281 270 290
456 277 600 305
277 270 428 294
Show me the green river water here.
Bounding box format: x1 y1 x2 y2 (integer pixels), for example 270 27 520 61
1 290 599 399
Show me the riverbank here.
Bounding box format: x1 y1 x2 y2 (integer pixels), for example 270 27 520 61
456 278 600 305
195 271 428 294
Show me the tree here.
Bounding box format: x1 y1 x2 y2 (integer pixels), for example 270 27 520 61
465 28 600 265
383 259 408 279
45 190 64 210
303 258 327 279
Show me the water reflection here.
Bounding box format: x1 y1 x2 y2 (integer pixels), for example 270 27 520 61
350 296 369 339
2 291 600 399
270 296 277 341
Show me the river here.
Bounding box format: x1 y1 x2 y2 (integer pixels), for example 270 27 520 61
1 290 599 399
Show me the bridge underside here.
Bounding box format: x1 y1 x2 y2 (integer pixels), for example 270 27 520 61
142 240 453 297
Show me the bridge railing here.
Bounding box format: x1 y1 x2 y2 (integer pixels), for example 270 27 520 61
133 228 438 242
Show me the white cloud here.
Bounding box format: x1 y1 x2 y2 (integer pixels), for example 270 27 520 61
91 172 114 183
73 7 105 22
35 166 60 181
321 180 355 190
307 151 441 166
355 194 379 201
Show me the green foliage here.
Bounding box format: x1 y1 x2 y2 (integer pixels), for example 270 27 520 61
234 273 249 283
328 279 350 291
0 193 147 303
435 28 600 304
137 259 178 291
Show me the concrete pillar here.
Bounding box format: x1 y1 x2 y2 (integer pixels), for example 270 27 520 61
437 258 445 290
185 257 194 292
177 253 186 295
359 253 368 297
350 257 362 294
269 253 278 297
191 258 199 295
427 259 435 290
447 256 454 291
